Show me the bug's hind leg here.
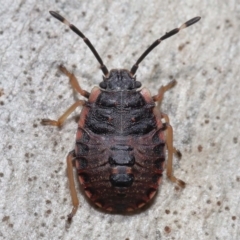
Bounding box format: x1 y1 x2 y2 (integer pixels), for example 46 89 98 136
152 79 177 104
162 113 185 188
59 65 90 98
66 150 79 221
41 99 85 127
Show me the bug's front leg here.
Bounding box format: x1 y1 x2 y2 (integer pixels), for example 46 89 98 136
41 65 89 127
66 150 79 221
152 79 177 104
41 100 85 127
162 113 185 188
59 65 90 98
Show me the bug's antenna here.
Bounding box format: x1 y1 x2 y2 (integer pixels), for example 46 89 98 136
49 11 109 76
130 16 201 76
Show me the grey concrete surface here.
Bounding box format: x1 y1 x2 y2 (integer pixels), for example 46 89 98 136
0 1 240 239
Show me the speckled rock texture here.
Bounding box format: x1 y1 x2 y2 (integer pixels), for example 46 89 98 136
0 1 239 239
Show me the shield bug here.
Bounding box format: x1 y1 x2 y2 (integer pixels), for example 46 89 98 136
42 11 201 220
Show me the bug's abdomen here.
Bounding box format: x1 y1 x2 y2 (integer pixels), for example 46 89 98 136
75 125 166 212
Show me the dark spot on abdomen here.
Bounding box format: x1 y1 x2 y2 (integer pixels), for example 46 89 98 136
110 173 134 187
154 158 165 170
153 143 165 155
76 142 89 156
77 157 88 169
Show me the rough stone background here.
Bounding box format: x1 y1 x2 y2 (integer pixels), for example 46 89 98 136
0 1 239 240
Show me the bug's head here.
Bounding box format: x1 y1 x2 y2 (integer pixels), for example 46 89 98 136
99 69 142 90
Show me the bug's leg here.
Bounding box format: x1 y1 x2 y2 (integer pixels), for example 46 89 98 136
66 150 79 221
59 65 90 98
152 79 177 104
41 100 85 127
162 113 185 188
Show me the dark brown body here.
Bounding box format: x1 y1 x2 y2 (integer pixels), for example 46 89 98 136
43 11 199 219
75 70 166 211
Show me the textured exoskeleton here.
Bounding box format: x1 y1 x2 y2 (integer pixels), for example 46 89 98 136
42 11 200 220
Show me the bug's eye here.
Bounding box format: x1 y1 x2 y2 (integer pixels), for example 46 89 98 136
135 81 142 88
100 82 107 89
